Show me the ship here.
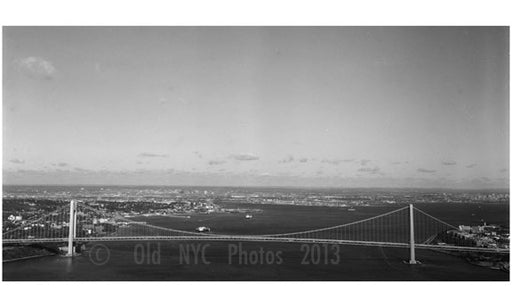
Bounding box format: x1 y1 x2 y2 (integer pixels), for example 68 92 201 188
245 214 253 219
195 226 211 232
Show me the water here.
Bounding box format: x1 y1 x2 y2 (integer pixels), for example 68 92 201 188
3 203 509 281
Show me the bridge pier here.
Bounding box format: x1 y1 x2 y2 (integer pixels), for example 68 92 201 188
408 204 417 264
66 200 77 257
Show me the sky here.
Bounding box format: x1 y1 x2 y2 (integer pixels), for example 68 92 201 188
2 27 509 188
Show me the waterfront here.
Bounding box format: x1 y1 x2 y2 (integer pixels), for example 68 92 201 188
2 242 508 281
3 202 509 281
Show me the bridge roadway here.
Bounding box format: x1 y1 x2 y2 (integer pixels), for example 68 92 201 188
3 236 510 254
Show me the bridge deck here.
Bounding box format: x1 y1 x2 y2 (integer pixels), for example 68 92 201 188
3 236 509 254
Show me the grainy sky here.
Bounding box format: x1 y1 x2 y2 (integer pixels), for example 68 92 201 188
2 27 509 188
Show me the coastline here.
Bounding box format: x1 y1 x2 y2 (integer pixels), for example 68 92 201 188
3 253 56 263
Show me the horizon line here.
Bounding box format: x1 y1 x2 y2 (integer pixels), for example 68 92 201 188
1 183 509 192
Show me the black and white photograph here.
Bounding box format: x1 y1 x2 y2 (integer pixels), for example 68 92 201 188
0 1 511 305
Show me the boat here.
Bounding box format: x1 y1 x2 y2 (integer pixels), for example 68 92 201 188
195 226 211 232
245 214 253 219
348 207 356 212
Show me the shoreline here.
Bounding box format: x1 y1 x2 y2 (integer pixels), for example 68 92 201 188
3 253 57 263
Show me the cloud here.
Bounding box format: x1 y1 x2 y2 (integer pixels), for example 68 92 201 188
321 159 340 165
442 161 457 166
278 155 294 164
16 57 56 79
73 167 91 172
94 62 103 73
358 167 380 174
299 158 308 163
417 168 436 173
9 159 25 164
466 163 477 168
360 159 371 166
193 151 203 159
230 153 259 161
391 161 409 165
3 167 508 189
321 159 353 165
138 152 169 158
208 160 226 165
158 97 168 105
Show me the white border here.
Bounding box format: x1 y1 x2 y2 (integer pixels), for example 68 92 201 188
1 0 511 307
0 0 510 26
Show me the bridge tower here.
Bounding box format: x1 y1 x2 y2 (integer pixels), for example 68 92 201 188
408 204 417 264
66 200 77 257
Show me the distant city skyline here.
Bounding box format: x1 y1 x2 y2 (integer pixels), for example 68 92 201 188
3 27 509 188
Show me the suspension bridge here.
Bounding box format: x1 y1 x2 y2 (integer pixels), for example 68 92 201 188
3 201 509 264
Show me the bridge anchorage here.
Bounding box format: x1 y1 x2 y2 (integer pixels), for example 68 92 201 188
3 201 509 262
